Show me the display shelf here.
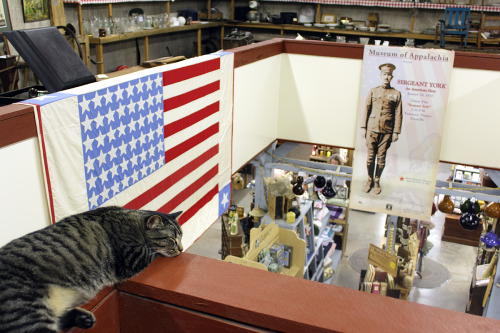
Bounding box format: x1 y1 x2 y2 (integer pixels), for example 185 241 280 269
309 145 334 163
225 21 480 45
326 200 349 258
252 143 350 283
261 199 312 233
225 221 306 278
260 0 500 12
89 22 223 74
221 213 244 259
453 164 482 185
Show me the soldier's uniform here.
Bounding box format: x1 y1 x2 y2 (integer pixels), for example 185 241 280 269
361 64 402 194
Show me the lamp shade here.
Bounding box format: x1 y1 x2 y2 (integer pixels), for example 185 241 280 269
481 231 500 247
249 205 265 218
322 180 336 199
314 176 326 189
438 195 454 214
459 212 480 231
485 202 500 219
293 176 305 195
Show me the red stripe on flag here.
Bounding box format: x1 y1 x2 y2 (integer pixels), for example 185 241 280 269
123 144 219 209
178 185 219 226
163 58 220 86
158 165 219 214
164 81 220 112
165 123 219 164
164 101 219 138
33 104 56 223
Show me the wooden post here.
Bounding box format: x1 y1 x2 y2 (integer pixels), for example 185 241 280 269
231 0 235 20
49 0 67 27
77 4 83 36
411 15 415 32
144 36 149 61
96 44 104 74
316 4 321 23
166 2 170 15
108 4 112 18
221 26 225 49
207 0 212 20
83 34 91 69
197 29 202 56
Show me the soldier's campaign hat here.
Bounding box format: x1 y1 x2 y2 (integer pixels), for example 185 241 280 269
378 63 396 72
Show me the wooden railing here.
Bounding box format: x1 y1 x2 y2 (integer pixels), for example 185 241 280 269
66 253 500 332
2 38 500 150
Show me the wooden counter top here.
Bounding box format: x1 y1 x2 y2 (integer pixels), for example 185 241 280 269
119 253 500 332
88 22 223 45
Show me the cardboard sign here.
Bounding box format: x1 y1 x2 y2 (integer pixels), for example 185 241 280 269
367 243 398 277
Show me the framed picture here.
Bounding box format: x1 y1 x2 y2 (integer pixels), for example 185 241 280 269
0 0 12 32
321 14 336 24
22 0 50 23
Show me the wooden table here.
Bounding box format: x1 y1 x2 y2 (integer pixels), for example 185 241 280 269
88 22 224 74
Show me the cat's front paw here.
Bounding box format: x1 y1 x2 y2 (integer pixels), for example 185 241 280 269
60 307 96 329
74 308 96 329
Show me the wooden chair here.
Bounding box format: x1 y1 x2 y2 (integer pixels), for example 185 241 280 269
439 7 471 48
477 13 500 49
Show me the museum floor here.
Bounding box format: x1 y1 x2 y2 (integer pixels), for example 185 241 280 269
187 148 478 313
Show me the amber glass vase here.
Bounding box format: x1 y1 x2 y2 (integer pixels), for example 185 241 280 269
438 195 454 214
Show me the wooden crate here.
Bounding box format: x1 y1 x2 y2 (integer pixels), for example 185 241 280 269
225 222 306 278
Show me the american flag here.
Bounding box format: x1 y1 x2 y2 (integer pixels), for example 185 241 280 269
31 53 233 249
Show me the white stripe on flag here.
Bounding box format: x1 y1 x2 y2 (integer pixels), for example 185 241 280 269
163 69 221 100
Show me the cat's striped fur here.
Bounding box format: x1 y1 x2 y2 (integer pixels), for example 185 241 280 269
0 206 183 333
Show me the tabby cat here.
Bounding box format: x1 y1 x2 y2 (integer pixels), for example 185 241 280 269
0 206 183 333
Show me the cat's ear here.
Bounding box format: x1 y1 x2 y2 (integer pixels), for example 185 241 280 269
168 211 182 221
146 215 162 229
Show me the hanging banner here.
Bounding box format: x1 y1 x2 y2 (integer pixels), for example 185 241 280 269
350 46 454 220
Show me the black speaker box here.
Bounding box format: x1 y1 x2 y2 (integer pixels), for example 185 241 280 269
4 27 96 93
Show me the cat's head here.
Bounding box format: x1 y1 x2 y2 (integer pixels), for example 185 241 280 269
144 211 183 257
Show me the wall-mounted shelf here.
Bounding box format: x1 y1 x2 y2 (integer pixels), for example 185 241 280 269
453 164 482 185
259 0 500 13
225 21 477 44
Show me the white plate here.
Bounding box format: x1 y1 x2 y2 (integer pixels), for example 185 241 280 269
358 26 369 31
314 23 326 27
377 28 390 32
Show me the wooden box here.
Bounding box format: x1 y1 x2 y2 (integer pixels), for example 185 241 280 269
441 213 482 247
